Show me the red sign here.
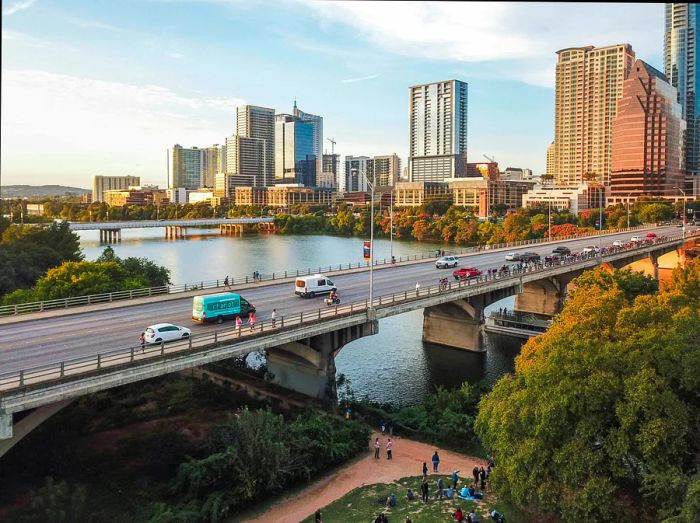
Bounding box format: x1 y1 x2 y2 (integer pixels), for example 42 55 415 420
363 241 371 260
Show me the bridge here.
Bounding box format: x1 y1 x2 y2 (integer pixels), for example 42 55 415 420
0 226 696 455
67 217 275 242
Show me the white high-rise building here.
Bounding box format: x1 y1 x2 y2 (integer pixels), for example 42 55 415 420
236 105 275 186
409 80 468 182
344 156 371 192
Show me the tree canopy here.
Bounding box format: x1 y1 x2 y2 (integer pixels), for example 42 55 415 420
476 261 700 522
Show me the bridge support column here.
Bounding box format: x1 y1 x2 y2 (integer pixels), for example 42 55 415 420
0 413 11 439
266 320 378 401
422 297 486 352
515 275 569 316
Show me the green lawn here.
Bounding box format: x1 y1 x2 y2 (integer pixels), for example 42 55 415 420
300 475 529 523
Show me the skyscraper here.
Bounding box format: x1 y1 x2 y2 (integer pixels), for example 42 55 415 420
611 60 685 198
92 175 140 202
275 114 317 186
293 102 323 181
236 105 275 186
408 80 468 182
665 3 699 193
319 153 340 189
546 141 556 178
554 44 636 186
372 154 401 187
201 144 224 188
171 145 203 189
225 135 266 187
344 156 371 192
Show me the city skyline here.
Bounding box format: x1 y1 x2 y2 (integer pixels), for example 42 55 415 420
2 1 664 187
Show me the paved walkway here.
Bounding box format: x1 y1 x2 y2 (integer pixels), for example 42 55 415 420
244 434 486 523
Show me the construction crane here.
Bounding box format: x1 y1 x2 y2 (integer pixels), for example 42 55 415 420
327 137 337 156
483 154 497 164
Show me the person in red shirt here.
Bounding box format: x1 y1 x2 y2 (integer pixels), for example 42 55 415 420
454 507 464 522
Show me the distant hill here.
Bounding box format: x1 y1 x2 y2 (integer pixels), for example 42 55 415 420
1 185 91 198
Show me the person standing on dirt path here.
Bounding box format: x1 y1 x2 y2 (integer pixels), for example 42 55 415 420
374 438 381 459
432 450 440 472
386 438 393 460
422 462 428 479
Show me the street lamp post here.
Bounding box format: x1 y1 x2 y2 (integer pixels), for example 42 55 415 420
674 186 687 239
626 192 633 229
547 199 552 241
598 187 603 261
362 173 376 311
390 188 394 261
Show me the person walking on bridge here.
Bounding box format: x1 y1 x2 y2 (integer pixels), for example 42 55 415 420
271 308 277 327
139 332 145 352
224 275 230 289
248 311 257 331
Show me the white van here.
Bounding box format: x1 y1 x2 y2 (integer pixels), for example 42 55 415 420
295 274 337 298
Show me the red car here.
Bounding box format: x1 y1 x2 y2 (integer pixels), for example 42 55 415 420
453 267 482 280
646 232 657 238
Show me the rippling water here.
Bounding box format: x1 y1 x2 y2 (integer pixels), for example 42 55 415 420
79 228 522 406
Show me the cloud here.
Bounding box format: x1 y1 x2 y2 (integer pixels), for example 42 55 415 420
64 16 117 30
0 69 244 185
3 0 36 15
166 51 184 59
341 74 380 84
302 1 664 87
2 29 50 48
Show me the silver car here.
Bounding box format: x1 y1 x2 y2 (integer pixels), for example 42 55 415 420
435 256 459 268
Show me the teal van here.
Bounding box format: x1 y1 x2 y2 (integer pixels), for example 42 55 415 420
192 292 255 324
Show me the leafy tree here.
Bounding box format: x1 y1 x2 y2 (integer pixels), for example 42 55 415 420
476 263 700 522
638 202 675 224
15 477 87 523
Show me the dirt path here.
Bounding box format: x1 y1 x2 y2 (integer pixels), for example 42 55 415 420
244 434 486 523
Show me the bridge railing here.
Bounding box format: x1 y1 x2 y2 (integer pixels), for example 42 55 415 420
0 224 658 317
0 232 692 395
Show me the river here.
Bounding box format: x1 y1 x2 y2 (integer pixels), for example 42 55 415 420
79 228 521 407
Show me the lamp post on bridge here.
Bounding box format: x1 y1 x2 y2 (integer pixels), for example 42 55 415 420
362 171 376 313
674 186 687 239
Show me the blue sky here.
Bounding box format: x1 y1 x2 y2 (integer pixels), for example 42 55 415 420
1 1 664 188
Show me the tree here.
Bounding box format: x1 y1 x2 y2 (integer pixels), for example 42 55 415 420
638 203 675 224
476 263 700 521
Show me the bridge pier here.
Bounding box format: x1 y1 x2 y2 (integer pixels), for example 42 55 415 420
266 320 378 401
165 226 187 239
423 296 488 352
99 229 121 244
514 275 571 316
220 223 243 236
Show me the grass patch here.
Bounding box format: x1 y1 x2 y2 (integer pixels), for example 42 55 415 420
300 475 530 523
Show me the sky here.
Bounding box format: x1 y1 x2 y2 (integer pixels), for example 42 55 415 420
1 1 665 188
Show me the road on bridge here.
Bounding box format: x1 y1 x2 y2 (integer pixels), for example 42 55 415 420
0 226 682 375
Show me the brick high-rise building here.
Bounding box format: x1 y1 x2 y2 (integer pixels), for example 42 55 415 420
610 60 686 199
554 44 636 186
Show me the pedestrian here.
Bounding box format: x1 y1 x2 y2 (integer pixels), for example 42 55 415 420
388 421 394 436
374 437 381 459
386 438 393 460
235 315 242 330
479 467 486 490
472 466 479 485
314 509 322 523
381 420 386 434
224 275 230 289
432 450 440 472
415 281 421 293
451 469 459 490
422 462 428 479
468 509 477 523
248 311 256 331
139 332 145 351
437 476 444 500
420 477 429 502
271 308 277 327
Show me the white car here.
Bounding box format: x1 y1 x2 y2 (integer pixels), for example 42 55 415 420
505 252 518 261
144 323 191 344
612 240 624 248
436 256 459 269
582 245 599 255
630 235 642 242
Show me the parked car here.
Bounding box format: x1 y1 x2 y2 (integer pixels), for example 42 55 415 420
295 274 337 298
552 246 571 256
612 240 624 248
436 256 459 269
631 235 642 242
519 252 541 263
505 252 519 261
144 323 191 344
453 267 482 280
